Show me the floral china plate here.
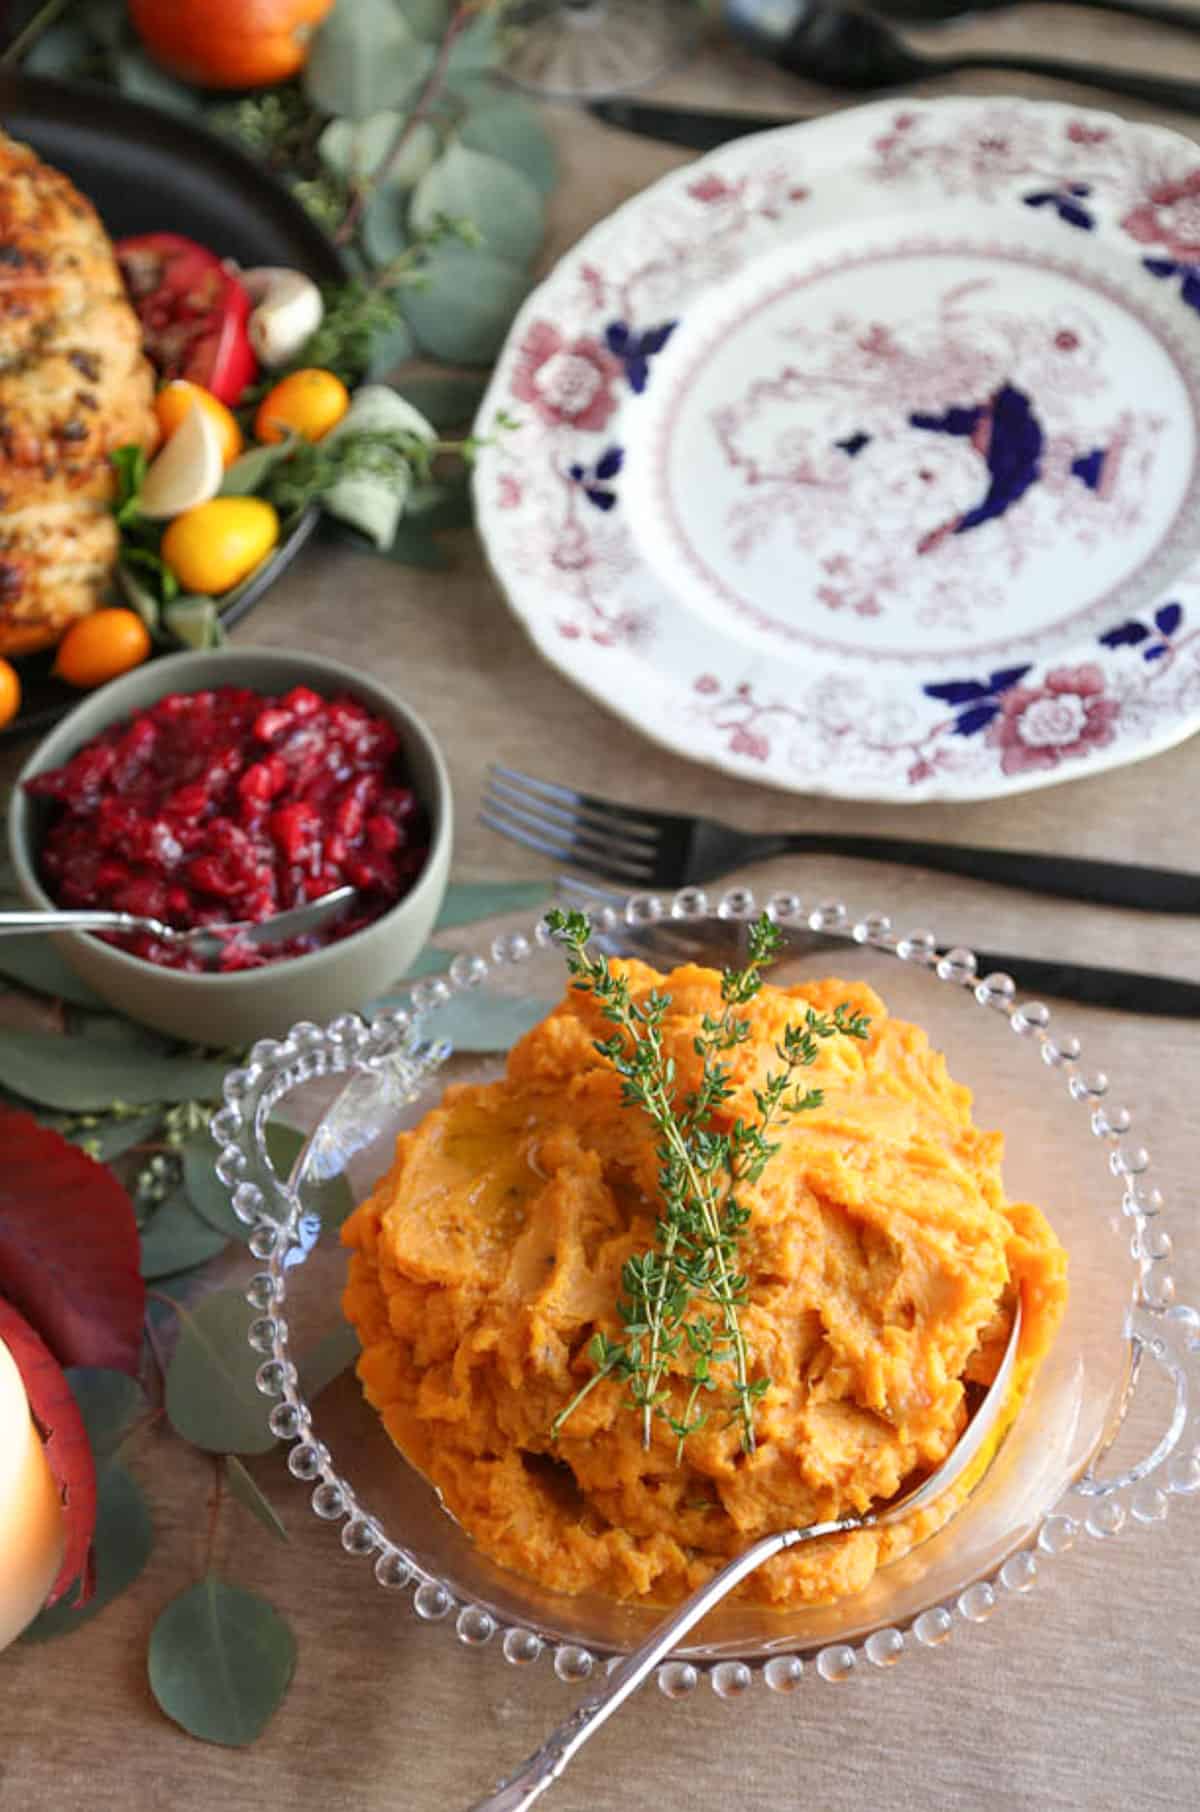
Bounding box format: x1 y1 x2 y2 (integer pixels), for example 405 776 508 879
473 97 1200 801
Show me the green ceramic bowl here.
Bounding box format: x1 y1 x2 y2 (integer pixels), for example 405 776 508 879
7 648 452 1047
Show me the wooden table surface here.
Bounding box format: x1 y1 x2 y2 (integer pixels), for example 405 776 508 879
2 14 1199 1812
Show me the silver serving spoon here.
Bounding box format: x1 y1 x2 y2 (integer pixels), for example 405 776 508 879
0 884 359 968
467 1294 1023 1812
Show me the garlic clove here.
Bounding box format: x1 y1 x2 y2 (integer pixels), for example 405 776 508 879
240 267 324 368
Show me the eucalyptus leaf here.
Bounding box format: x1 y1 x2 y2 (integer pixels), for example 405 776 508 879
325 113 438 197
297 1323 361 1403
374 517 451 568
164 1290 279 1455
318 109 399 183
66 1011 172 1050
435 880 552 930
0 1031 230 1111
460 97 557 196
445 14 502 80
116 561 161 633
140 1189 231 1282
181 1134 245 1242
147 1268 206 1307
148 1579 296 1747
381 118 439 190
21 1465 152 1643
82 0 126 48
114 49 201 115
390 373 487 429
401 239 530 364
397 946 453 979
221 438 296 497
225 1457 289 1544
264 1122 355 1231
405 480 474 532
164 595 224 651
380 990 555 1052
65 1368 145 1471
24 22 93 77
397 0 452 37
412 144 544 267
0 939 108 1008
306 0 430 119
361 182 410 268
364 312 417 381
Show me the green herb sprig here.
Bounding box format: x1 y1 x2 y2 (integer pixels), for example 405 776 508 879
546 910 870 1462
257 423 489 520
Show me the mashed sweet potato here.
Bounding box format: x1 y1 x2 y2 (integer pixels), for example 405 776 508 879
342 963 1067 1608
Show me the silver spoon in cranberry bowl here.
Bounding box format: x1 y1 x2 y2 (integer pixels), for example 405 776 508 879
467 1295 1024 1812
0 884 359 970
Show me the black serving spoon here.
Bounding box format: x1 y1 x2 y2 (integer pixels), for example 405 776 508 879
870 0 1200 33
726 0 1200 109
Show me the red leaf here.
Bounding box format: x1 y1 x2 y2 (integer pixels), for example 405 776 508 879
0 1110 144 1377
0 1297 97 1607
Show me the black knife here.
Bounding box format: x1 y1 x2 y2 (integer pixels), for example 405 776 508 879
588 98 799 154
955 949 1199 1018
562 877 1200 1017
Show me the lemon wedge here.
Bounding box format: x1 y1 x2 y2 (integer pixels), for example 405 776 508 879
138 404 225 520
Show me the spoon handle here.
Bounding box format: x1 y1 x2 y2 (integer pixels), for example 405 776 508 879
0 908 155 937
464 1520 857 1811
950 48 1200 110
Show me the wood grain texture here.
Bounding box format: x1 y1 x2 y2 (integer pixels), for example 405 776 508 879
2 16 1199 1809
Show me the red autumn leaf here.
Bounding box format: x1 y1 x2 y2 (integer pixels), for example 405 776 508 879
0 1296 97 1607
0 1109 144 1377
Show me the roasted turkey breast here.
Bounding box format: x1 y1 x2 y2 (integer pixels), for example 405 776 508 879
0 129 158 655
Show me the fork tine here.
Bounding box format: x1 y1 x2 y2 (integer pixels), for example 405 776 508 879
481 789 657 880
479 807 655 886
554 875 628 905
487 771 659 851
490 764 665 838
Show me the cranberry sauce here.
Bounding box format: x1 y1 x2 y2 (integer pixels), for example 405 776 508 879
26 685 429 972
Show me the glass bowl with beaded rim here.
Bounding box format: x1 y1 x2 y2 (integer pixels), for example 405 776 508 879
211 886 1200 1699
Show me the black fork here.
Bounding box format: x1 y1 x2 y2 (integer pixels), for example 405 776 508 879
481 766 1200 912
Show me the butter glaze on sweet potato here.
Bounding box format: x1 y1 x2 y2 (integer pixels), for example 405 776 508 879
342 964 1067 1608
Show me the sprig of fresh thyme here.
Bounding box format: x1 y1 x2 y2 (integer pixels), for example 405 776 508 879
545 910 871 1462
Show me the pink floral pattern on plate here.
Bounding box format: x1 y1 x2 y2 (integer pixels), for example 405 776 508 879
987 664 1120 776
638 255 1185 654
473 97 1200 801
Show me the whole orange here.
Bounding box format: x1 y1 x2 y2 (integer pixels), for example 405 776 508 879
255 368 350 445
0 657 20 728
54 610 153 690
128 0 335 90
155 381 243 468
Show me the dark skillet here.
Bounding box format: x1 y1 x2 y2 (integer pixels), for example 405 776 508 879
0 71 344 744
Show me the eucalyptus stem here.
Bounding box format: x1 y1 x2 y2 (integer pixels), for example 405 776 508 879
142 1306 172 1403
335 0 484 246
2 0 71 66
204 1456 225 1578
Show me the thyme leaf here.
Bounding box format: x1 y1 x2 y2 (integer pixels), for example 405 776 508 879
545 910 871 1463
